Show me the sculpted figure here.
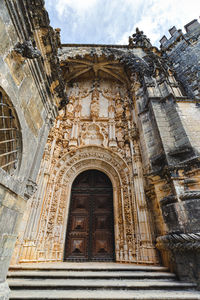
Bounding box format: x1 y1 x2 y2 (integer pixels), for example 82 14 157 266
67 96 74 118
90 88 99 120
115 93 124 119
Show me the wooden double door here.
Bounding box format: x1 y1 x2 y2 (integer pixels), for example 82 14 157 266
64 170 115 261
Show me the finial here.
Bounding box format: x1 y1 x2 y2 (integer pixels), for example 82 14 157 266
129 28 152 48
55 28 62 48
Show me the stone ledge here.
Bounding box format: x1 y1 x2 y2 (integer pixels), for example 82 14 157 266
0 169 24 198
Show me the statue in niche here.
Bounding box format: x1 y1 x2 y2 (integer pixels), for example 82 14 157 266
58 108 65 119
74 102 82 118
108 103 115 119
125 143 132 163
90 87 99 120
125 106 131 120
66 96 75 119
62 131 69 149
115 93 124 119
116 127 124 149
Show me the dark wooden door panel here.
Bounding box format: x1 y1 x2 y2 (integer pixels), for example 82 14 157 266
91 193 114 260
65 194 89 260
64 170 114 262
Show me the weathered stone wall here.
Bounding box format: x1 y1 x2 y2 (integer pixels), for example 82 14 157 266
0 1 67 298
177 102 200 154
157 21 200 287
160 19 200 99
0 185 26 282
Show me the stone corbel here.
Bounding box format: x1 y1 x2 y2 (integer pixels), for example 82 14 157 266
13 40 41 59
24 178 38 199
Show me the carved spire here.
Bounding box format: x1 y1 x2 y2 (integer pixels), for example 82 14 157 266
129 28 152 48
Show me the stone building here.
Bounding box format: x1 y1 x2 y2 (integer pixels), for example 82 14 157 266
0 1 200 299
0 1 66 298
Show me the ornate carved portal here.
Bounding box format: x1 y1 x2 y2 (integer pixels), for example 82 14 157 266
64 170 115 261
11 53 160 266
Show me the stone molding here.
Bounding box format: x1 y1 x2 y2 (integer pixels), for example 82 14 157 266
180 191 200 201
160 190 200 207
156 232 200 252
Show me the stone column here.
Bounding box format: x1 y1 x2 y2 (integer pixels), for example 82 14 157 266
130 132 159 263
157 176 200 287
130 77 159 264
108 102 117 148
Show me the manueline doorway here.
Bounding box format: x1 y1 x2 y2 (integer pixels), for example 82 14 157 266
64 169 115 261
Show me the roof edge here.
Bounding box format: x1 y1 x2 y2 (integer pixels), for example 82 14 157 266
61 44 130 48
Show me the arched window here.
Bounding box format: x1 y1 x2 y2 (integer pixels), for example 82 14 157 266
0 88 21 174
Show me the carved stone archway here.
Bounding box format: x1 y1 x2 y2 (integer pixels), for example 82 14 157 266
13 145 159 265
50 145 133 262
64 169 115 261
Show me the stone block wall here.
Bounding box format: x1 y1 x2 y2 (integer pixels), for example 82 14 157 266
0 185 26 283
177 102 200 154
0 1 67 298
0 2 199 294
160 19 200 99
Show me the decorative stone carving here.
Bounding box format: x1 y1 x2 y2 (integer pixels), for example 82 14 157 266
120 50 173 80
115 93 124 119
90 88 100 120
132 28 152 48
81 124 104 146
12 72 158 265
156 232 200 252
66 96 74 118
116 127 125 149
14 40 41 59
24 178 37 199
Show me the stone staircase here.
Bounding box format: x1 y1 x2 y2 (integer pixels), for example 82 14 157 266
7 263 200 299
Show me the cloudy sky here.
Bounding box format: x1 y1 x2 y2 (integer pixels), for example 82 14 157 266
45 0 200 47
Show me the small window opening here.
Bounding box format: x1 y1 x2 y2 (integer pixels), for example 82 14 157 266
0 90 21 174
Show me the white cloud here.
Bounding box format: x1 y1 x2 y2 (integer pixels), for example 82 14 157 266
45 0 200 46
118 0 200 45
54 0 98 18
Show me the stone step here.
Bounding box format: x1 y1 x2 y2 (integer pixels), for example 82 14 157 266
9 263 168 272
7 270 176 280
8 278 196 290
8 263 199 300
9 289 200 300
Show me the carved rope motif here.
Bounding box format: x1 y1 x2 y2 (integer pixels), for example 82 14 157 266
156 232 200 252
